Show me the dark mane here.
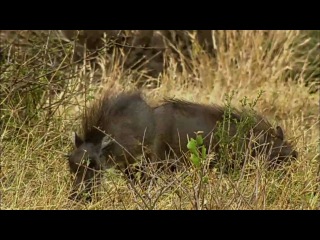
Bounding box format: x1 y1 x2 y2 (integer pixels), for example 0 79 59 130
161 98 274 132
161 98 241 120
163 98 226 113
80 91 143 143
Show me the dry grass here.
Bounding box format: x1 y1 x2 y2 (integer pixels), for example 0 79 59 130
0 30 319 210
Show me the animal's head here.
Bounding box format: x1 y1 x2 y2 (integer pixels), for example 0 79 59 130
66 132 115 201
254 125 298 167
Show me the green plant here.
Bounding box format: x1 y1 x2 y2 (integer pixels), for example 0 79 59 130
187 131 207 169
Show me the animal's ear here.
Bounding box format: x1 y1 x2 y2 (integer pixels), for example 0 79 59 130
72 132 83 148
276 126 284 140
100 135 114 152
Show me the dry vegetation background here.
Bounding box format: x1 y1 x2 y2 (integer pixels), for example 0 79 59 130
0 30 319 210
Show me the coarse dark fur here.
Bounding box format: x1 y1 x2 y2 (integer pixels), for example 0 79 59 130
66 91 156 201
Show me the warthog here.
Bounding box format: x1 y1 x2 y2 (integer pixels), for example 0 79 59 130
66 94 298 201
66 91 156 201
151 99 298 170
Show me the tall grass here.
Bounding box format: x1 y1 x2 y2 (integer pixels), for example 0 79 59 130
0 30 319 209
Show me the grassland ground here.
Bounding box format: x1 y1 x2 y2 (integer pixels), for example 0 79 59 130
0 30 319 209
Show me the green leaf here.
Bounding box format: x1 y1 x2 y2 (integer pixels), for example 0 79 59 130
187 138 197 151
196 134 204 145
201 146 207 159
197 135 203 146
190 154 201 168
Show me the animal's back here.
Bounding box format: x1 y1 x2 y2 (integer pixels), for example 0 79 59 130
153 99 239 159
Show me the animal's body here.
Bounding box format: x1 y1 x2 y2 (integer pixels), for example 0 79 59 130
66 93 298 201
